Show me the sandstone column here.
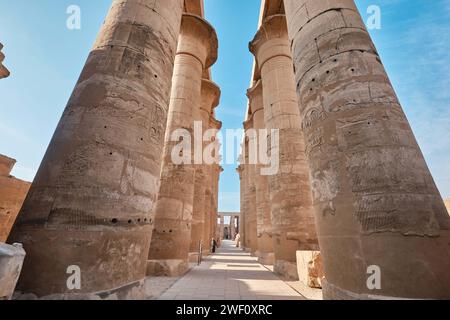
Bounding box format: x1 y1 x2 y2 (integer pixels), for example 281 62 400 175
210 164 221 242
8 0 184 298
147 13 218 276
0 43 10 79
247 80 274 264
243 119 258 254
250 14 318 280
284 0 450 299
0 156 30 242
190 79 220 259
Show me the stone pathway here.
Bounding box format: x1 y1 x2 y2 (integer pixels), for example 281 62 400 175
157 240 306 300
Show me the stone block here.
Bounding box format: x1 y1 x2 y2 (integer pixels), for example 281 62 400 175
0 243 26 300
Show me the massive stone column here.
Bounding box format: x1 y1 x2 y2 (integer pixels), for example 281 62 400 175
0 155 30 242
0 43 10 79
148 13 218 276
203 176 212 253
237 165 246 248
7 0 184 298
284 0 450 299
250 14 318 280
247 80 274 265
190 79 220 259
243 118 258 254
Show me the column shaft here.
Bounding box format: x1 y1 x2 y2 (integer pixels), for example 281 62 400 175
190 79 220 257
7 0 184 297
285 0 450 299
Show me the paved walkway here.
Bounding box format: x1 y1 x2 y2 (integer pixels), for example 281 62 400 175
157 240 305 300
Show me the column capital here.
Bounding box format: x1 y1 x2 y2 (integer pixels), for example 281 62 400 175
249 14 291 71
201 79 221 116
178 13 218 69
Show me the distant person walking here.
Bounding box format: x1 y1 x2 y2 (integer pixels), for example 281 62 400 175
211 238 217 253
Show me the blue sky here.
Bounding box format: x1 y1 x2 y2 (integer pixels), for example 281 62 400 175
0 0 449 212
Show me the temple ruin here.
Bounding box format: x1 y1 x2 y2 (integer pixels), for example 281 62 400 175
0 0 449 300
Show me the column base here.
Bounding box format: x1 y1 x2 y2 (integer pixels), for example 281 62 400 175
14 279 146 300
257 252 274 265
146 259 189 277
322 280 417 300
274 260 299 281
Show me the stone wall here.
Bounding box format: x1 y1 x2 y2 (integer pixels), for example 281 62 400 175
0 155 30 242
445 199 450 214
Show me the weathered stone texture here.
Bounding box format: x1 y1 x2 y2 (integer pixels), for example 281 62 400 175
250 14 318 280
148 13 218 276
285 0 450 299
0 155 31 242
8 0 185 297
445 199 450 213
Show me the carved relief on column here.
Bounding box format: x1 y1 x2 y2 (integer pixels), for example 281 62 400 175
284 0 450 299
250 14 318 280
147 13 218 277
